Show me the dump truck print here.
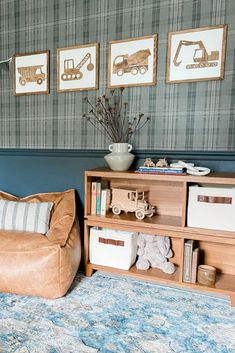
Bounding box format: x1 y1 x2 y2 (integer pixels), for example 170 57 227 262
112 49 151 76
18 65 46 86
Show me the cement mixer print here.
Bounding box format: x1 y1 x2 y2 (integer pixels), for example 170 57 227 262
14 50 49 96
108 35 157 88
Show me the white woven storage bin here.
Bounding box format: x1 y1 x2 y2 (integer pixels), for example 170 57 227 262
89 227 138 270
187 185 235 231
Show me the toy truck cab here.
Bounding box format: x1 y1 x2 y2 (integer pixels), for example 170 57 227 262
110 187 155 220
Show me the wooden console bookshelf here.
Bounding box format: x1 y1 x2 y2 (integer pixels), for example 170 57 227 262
84 169 235 306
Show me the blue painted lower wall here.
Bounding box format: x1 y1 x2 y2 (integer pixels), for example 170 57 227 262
1 149 235 200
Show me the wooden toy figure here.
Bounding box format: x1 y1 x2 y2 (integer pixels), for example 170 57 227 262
143 158 155 167
155 158 168 167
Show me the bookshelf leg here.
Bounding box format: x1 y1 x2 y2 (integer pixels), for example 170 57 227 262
230 294 235 307
85 264 93 277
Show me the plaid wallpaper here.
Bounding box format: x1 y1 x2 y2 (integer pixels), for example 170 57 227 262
0 0 234 150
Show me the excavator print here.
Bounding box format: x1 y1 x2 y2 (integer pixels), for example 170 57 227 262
61 52 94 81
173 40 219 69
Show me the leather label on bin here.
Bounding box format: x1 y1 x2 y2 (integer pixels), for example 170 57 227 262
99 237 125 247
197 195 232 204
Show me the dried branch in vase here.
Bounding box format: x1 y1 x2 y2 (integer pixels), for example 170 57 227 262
82 88 150 143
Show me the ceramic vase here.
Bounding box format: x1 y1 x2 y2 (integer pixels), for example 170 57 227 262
104 143 134 171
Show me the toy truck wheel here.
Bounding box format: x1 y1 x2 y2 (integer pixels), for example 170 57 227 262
146 212 154 218
117 69 124 76
112 205 121 215
135 210 145 220
76 72 83 80
19 78 26 86
37 78 43 85
139 66 147 74
131 67 138 75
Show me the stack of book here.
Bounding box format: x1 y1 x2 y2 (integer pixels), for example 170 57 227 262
183 240 200 283
135 166 186 175
91 180 111 216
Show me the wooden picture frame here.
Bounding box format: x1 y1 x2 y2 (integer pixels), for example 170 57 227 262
166 25 227 84
57 43 99 92
13 50 50 96
108 34 157 88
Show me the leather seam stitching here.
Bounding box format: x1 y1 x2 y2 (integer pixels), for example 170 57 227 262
59 246 62 295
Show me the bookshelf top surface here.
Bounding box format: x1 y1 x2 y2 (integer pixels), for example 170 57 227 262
85 168 235 184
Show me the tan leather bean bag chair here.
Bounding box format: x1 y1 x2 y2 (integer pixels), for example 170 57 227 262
0 189 81 298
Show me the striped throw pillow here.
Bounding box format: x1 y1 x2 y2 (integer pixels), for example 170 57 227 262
0 200 53 234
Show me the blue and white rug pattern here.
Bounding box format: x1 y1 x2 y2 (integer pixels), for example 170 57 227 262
0 272 234 353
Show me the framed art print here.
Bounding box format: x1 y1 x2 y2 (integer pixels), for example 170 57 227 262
14 50 49 96
57 43 99 92
166 25 227 83
108 34 157 88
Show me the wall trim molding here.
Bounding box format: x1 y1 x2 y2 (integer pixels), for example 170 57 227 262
0 148 234 161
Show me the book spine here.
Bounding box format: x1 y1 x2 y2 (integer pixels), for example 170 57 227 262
96 182 101 215
101 180 109 190
191 248 199 284
183 241 193 282
106 189 111 212
100 189 107 216
91 182 97 215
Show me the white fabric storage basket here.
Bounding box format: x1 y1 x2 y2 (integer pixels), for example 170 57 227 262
89 227 138 270
187 185 235 231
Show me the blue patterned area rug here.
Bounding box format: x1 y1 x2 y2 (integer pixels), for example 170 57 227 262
0 272 235 353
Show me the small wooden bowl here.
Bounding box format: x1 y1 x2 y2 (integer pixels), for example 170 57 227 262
197 265 217 286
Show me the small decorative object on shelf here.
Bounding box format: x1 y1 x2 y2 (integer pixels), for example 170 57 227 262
137 158 211 176
170 161 211 176
136 158 186 175
105 142 134 172
197 265 217 286
155 158 168 167
136 233 176 274
143 158 155 167
110 187 155 220
82 88 150 171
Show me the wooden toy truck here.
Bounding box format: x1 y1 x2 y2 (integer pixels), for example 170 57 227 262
110 187 155 220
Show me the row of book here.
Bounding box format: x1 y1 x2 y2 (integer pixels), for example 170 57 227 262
183 240 200 283
135 166 187 175
91 181 111 216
